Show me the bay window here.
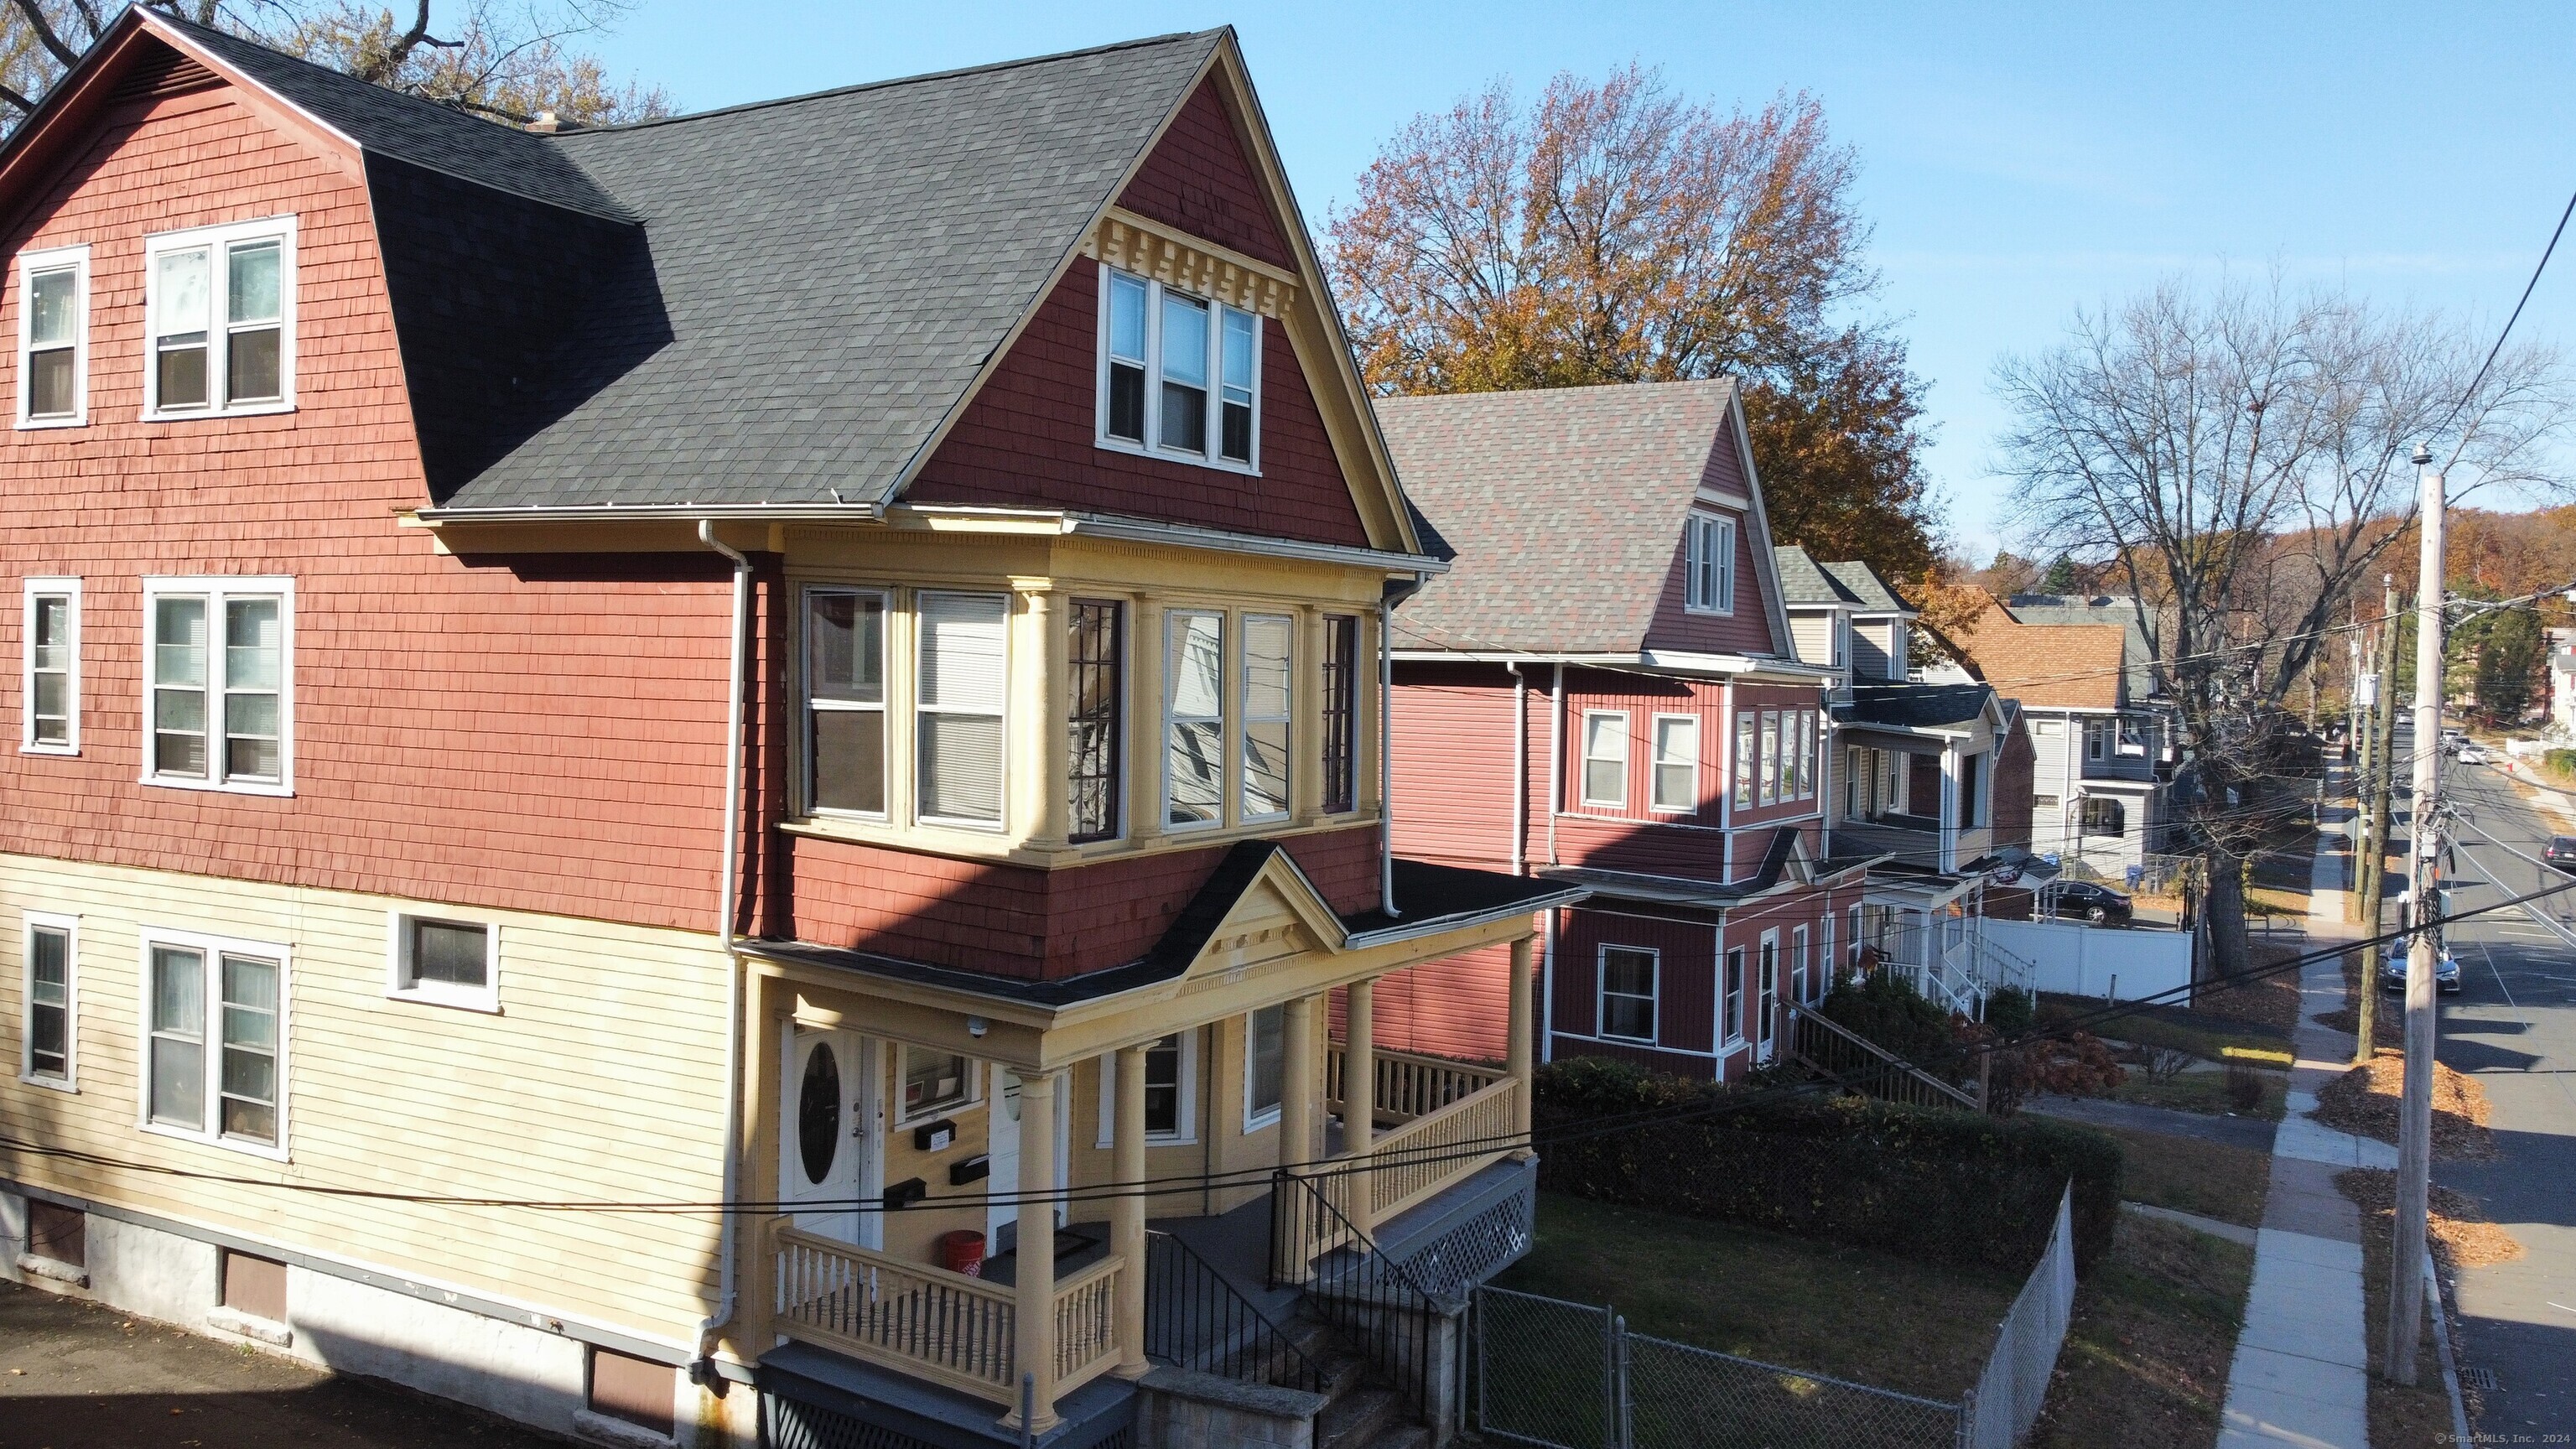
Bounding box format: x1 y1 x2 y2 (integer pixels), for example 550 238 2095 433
804 588 887 816
1758 709 1779 805
1240 614 1291 821
1733 714 1756 810
1067 600 1124 842
1651 714 1697 812
1320 615 1358 813
18 245 86 425
143 218 293 418
143 578 289 794
1097 264 1260 469
915 592 1008 828
1166 610 1224 827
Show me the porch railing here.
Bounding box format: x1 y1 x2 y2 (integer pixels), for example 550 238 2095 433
1327 1043 1507 1126
1278 1072 1523 1272
1781 1004 1979 1113
771 1223 1126 1405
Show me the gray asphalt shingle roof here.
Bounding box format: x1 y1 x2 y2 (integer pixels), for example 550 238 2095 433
1836 682 1994 730
1826 560 1907 613
1774 545 1858 608
156 14 1226 511
1375 380 1738 654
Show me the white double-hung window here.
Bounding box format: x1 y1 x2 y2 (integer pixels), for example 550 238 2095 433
1683 512 1735 614
143 217 293 418
1240 615 1292 822
1165 610 1225 827
915 592 1009 828
18 244 87 426
1098 266 1259 469
23 577 78 753
142 929 286 1156
143 578 290 795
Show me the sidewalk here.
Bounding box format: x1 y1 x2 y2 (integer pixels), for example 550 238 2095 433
2215 784 2374 1448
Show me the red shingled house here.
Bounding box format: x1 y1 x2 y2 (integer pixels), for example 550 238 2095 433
1371 381 1868 1081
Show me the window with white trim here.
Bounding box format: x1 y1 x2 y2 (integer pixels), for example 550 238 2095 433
22 912 74 1088
143 577 290 794
1722 945 1745 1044
1240 614 1292 822
1732 713 1755 809
143 217 293 418
804 588 887 817
1597 945 1657 1042
916 592 1009 828
1098 265 1260 469
387 912 496 1012
1757 931 1779 1049
2084 718 2111 762
18 245 87 426
142 930 284 1154
898 1045 979 1124
1650 714 1698 812
1758 709 1779 805
1797 710 1816 798
1581 711 1628 808
1166 610 1225 827
23 577 77 753
1244 1005 1285 1131
1100 1031 1197 1143
1683 512 1735 614
1791 924 1810 1005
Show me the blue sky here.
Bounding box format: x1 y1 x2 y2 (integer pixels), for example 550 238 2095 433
587 2 2576 560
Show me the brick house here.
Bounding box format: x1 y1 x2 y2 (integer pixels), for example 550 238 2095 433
1371 380 1879 1080
0 13 1576 1448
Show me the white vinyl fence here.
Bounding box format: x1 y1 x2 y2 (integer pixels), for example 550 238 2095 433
1982 917 2192 1002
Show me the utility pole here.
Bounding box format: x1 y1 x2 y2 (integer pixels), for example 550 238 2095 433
2355 574 2400 1062
2385 445 2444 1384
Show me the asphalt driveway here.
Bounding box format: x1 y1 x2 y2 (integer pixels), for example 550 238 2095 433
0 1281 557 1449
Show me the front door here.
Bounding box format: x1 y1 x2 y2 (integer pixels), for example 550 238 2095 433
783 1026 880 1247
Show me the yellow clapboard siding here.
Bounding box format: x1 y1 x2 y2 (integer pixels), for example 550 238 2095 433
0 853 737 1343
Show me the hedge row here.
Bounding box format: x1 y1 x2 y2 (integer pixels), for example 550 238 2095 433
1533 1057 2124 1272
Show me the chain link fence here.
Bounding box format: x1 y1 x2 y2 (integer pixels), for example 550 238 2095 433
1472 1187 2078 1449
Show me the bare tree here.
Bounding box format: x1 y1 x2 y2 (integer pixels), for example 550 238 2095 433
0 0 667 131
1994 273 2566 974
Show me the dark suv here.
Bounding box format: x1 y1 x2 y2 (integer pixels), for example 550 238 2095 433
2546 836 2576 875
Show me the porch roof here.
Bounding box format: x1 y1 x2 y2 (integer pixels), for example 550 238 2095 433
742 847 1581 1011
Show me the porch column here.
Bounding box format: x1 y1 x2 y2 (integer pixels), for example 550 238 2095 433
1008 1069 1062 1435
1506 935 1535 1161
1110 1045 1150 1379
1280 994 1318 1171
1343 977 1376 1236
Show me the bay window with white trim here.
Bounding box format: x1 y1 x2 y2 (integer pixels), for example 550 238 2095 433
915 592 1009 828
1165 610 1225 828
143 577 290 795
143 217 293 418
17 243 88 426
23 576 78 753
803 588 888 816
1239 615 1292 821
140 929 286 1156
1096 264 1260 470
1650 714 1698 813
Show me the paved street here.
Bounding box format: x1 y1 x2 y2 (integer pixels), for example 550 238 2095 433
2426 751 2576 1439
0 1282 558 1449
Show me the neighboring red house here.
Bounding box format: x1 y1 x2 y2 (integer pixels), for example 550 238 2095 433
1373 381 1862 1081
0 14 1572 1449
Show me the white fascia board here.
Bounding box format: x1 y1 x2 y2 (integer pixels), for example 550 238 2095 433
1389 648 1831 682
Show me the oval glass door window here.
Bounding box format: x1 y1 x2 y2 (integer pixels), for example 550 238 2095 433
797 1041 841 1186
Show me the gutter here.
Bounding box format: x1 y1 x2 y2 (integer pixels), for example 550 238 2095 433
692 521 753 1377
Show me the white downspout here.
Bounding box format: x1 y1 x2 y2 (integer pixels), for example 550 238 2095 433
1379 574 1426 918
1506 662 1528 875
694 520 751 1369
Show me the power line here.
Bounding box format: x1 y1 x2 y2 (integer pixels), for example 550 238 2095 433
2436 184 2576 469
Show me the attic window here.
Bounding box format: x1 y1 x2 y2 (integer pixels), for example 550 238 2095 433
143 217 293 420
1098 264 1259 470
1684 512 1735 615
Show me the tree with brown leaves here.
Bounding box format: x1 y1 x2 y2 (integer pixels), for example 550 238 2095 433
1329 66 1940 584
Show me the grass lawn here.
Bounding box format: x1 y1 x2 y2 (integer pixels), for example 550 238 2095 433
2030 1214 2257 1449
2109 1067 2288 1122
2098 1124 2272 1228
2041 995 2294 1067
1490 1192 2023 1403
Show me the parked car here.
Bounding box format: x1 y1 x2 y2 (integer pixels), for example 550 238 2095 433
2544 836 2576 874
2456 743 2492 765
2046 880 2134 925
2381 945 2463 995
2443 728 2468 753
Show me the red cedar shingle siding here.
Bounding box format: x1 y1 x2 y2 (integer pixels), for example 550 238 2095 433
1640 418 1782 657
0 86 734 933
906 257 1370 546
1114 78 1294 269
789 824 1381 980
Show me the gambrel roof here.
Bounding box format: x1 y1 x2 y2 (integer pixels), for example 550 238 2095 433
0 12 1422 551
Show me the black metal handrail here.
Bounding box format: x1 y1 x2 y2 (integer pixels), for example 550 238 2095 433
1142 1229 1325 1393
1269 1166 1454 1428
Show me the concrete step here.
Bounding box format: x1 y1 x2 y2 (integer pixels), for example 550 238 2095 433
1314 1387 1406 1449
1360 1425 1431 1449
